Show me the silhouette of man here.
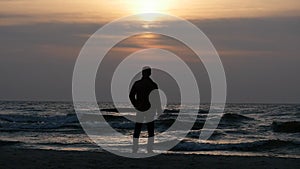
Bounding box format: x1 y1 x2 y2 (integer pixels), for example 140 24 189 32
129 66 161 153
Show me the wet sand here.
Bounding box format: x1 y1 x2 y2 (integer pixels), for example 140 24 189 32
0 147 299 169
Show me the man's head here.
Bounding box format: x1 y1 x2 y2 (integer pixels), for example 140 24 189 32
142 66 151 77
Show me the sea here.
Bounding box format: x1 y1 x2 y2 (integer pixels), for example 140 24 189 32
0 101 299 158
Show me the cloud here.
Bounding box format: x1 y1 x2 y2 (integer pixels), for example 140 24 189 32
194 17 300 57
0 16 299 102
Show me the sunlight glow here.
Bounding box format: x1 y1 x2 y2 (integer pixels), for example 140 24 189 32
127 0 173 21
1 0 300 25
132 0 171 13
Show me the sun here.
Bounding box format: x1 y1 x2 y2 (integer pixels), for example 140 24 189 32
135 0 167 13
127 0 172 19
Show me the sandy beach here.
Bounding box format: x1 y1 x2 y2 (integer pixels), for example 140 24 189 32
0 147 299 169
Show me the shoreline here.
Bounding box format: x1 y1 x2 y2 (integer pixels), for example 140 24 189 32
0 147 299 169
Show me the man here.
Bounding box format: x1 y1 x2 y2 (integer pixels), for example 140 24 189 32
129 66 162 153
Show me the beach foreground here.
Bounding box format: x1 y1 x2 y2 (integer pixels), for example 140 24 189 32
0 147 299 169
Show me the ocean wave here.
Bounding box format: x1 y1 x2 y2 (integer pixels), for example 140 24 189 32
100 108 208 114
164 109 180 113
198 109 209 114
36 142 92 146
101 108 181 114
0 114 77 123
110 122 135 129
100 108 134 113
221 113 254 122
186 130 225 139
272 121 300 133
0 140 21 146
0 114 79 130
171 139 299 152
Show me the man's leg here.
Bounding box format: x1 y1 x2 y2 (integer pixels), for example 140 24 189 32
146 121 154 153
133 122 142 153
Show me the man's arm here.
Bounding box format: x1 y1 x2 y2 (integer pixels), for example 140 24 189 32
152 86 163 116
129 83 137 107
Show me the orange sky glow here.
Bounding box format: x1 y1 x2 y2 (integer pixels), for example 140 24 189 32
1 0 300 25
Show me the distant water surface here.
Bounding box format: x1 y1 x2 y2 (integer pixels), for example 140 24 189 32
0 101 299 158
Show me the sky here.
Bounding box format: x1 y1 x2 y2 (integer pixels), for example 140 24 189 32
0 0 300 103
